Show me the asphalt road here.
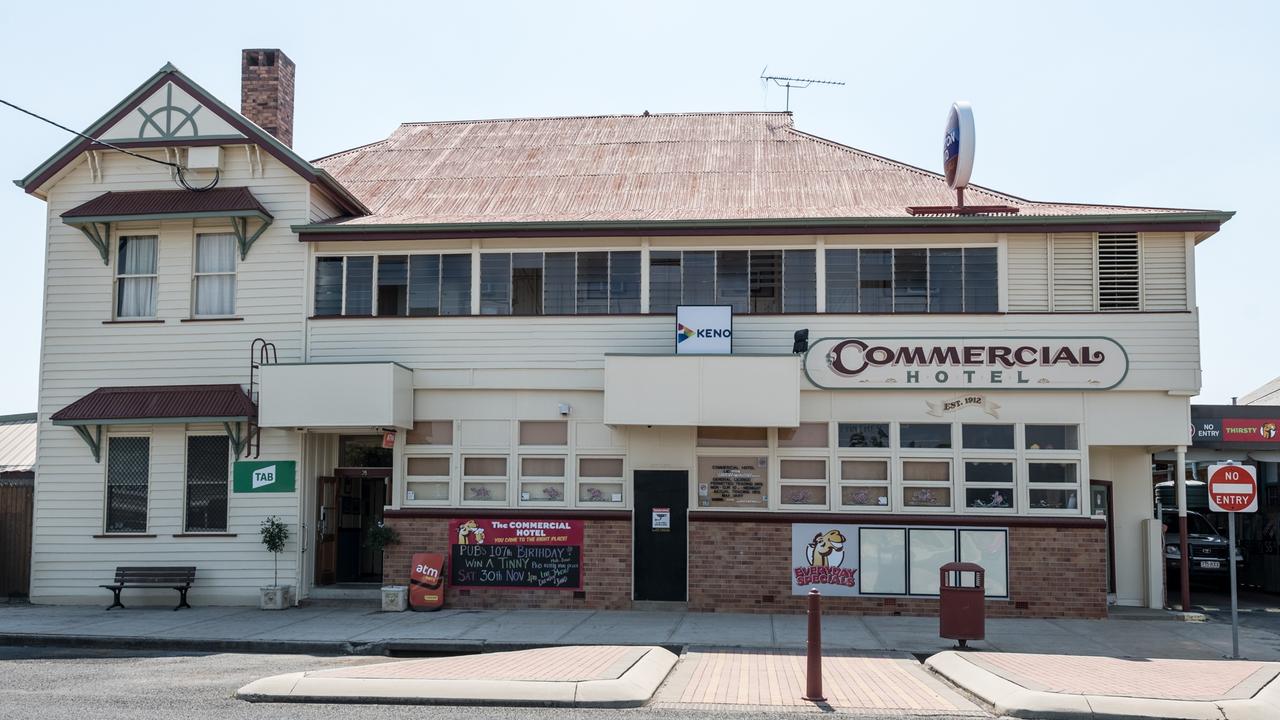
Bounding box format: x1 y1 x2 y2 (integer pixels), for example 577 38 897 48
0 646 986 720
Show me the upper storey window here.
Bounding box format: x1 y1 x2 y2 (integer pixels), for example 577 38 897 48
193 233 236 317
115 236 158 319
480 251 640 315
315 253 471 317
649 249 816 314
825 247 997 313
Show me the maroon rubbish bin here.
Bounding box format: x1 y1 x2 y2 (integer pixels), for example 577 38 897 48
939 561 985 648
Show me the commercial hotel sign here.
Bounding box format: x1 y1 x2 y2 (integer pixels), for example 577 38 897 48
804 336 1128 390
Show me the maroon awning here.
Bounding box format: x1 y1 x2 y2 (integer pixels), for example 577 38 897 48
51 384 256 426
61 187 272 223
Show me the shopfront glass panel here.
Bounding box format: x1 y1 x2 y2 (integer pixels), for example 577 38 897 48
960 529 1008 596
909 529 956 595
859 528 906 594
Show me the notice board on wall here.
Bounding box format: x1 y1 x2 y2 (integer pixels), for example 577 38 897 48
448 518 583 590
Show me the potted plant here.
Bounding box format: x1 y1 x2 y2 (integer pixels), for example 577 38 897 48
369 522 406 611
259 515 291 610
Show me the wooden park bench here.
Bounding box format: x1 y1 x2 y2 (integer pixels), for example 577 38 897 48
101 566 197 610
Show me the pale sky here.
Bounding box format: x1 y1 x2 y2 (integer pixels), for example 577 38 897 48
1 0 1274 415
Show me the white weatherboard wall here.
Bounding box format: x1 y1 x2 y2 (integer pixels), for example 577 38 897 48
31 147 312 605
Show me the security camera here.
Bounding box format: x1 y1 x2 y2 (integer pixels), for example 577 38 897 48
558 403 572 416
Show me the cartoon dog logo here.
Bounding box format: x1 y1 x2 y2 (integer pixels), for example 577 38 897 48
805 529 847 568
1263 422 1277 440
456 519 485 545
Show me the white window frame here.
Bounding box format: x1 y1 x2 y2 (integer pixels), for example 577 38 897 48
102 433 152 534
405 454 453 506
181 431 232 533
191 231 238 318
575 455 626 506
517 454 568 506
959 423 1018 513
777 456 830 509
113 234 159 320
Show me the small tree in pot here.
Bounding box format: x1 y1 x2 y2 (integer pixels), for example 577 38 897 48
259 516 291 610
368 522 407 611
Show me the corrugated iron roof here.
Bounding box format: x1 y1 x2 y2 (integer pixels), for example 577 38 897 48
309 112 1219 226
61 187 272 221
0 413 36 473
50 385 255 425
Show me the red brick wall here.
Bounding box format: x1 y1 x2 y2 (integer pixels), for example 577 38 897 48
687 521 1107 619
382 515 1107 618
382 515 632 610
240 49 295 147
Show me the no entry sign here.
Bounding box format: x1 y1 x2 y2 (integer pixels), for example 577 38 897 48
1207 463 1258 513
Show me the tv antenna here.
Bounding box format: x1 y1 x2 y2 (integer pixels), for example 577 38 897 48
760 68 845 112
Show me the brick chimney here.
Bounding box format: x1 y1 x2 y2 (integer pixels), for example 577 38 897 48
240 49 295 147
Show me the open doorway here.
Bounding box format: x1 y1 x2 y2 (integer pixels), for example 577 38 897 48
314 436 392 586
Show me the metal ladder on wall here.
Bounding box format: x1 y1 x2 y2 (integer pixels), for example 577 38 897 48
246 337 277 459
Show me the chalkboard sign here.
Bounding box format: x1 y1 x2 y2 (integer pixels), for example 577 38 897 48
448 518 584 590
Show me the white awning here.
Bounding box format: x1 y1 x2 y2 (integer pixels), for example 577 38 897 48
258 362 413 429
603 354 800 427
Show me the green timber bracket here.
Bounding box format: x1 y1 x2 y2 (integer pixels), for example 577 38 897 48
231 215 272 260
73 424 104 462
224 421 247 459
71 222 111 265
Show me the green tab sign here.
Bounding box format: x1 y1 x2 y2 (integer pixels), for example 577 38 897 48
233 460 297 493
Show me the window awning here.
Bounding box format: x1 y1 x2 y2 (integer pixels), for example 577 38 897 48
52 384 256 462
61 187 273 264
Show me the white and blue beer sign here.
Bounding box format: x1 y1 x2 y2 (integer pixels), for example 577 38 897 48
943 101 975 190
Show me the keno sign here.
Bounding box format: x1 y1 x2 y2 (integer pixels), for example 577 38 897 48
1208 463 1258 513
804 336 1128 390
675 305 733 355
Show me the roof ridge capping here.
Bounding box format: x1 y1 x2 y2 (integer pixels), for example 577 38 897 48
395 110 794 127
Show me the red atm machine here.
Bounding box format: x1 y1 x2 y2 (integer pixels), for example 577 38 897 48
409 553 446 611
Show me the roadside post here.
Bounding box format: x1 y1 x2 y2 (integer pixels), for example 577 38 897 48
802 588 825 702
1207 461 1258 659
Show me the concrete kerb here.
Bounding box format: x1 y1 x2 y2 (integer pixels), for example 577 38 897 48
925 651 1280 720
235 646 680 708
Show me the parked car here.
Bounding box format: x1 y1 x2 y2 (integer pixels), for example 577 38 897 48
1162 510 1243 586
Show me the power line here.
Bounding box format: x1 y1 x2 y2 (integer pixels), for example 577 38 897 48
0 97 219 191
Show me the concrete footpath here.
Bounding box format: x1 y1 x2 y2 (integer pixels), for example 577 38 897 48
2 602 1280 660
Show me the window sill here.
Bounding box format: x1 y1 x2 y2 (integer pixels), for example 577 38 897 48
102 319 165 325
180 317 244 323
93 533 157 538
172 532 237 537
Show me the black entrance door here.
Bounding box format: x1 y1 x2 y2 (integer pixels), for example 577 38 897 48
633 470 689 601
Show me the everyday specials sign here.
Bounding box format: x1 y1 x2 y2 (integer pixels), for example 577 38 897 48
803 336 1128 390
448 519 583 590
791 523 860 597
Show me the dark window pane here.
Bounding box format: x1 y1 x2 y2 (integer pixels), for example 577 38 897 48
344 256 373 315
376 255 408 317
838 423 890 448
649 251 681 313
1029 462 1077 484
716 251 749 312
964 248 998 312
900 423 951 448
859 249 892 312
609 251 641 314
749 250 781 314
929 248 964 312
408 255 441 317
961 424 1014 449
440 254 471 316
545 252 576 314
825 249 858 312
966 487 1015 509
894 248 928 312
479 253 511 315
1025 425 1079 450
106 437 149 533
512 252 543 316
185 435 229 532
576 252 609 314
683 251 716 305
783 250 816 313
315 257 344 316
965 461 1014 484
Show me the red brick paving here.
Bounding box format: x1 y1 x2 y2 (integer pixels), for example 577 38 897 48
969 653 1277 701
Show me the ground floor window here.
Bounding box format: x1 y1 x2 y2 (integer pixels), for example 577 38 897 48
859 526 1008 597
105 436 150 533
184 435 230 532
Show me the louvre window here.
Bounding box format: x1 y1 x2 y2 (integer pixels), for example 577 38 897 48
315 253 472 317
478 251 640 315
824 247 994 313
185 435 229 532
647 249 817 313
105 437 150 533
1097 233 1140 311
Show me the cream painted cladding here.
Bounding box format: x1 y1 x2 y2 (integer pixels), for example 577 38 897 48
1006 231 1192 312
31 146 313 604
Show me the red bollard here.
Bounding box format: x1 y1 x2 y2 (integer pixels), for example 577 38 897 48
803 588 826 702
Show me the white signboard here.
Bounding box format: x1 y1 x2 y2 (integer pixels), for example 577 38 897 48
675 305 733 355
943 101 975 190
651 507 671 530
791 523 860 597
804 336 1128 390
